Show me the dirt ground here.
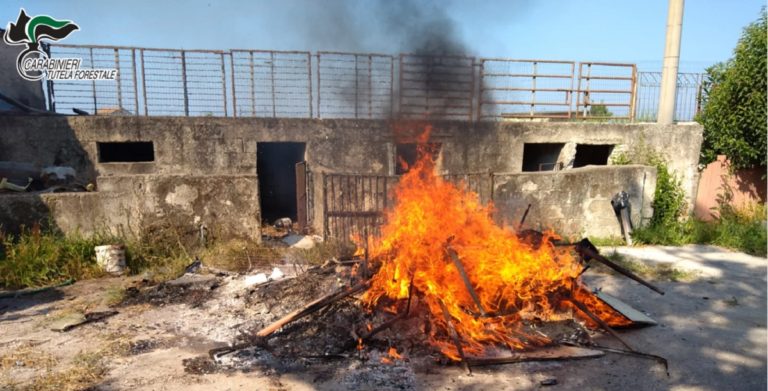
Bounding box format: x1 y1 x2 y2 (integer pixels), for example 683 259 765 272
0 244 765 391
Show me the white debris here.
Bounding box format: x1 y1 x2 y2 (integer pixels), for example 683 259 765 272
269 267 285 280
282 234 324 249
244 273 269 286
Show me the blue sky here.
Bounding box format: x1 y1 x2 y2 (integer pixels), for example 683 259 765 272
1 0 764 73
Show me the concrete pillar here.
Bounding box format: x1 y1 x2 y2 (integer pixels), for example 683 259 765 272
657 0 685 125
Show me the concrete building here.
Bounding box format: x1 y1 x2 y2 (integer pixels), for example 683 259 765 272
0 115 702 241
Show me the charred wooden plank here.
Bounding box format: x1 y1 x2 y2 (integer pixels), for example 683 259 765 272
465 345 604 366
255 281 370 338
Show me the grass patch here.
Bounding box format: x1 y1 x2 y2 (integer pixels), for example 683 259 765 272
0 220 200 289
588 236 627 247
199 239 284 272
633 203 766 257
591 251 697 282
0 343 58 371
285 239 357 266
22 351 107 391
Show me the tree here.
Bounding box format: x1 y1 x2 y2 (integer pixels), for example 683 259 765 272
696 9 767 170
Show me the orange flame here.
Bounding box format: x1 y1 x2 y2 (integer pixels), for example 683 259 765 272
362 124 627 360
388 346 403 360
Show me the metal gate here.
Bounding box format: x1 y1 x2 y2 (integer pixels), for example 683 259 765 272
322 173 493 241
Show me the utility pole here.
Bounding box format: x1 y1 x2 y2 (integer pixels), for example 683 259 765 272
657 0 685 124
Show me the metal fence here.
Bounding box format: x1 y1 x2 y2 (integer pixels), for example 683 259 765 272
635 72 704 122
322 172 493 241
45 43 704 122
479 59 575 120
318 52 393 119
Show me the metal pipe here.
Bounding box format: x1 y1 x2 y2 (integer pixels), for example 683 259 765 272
657 0 684 124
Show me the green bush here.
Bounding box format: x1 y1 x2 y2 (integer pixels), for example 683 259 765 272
615 142 766 256
0 226 105 289
0 222 196 289
697 9 767 170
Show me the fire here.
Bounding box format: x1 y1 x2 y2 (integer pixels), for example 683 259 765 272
361 124 627 360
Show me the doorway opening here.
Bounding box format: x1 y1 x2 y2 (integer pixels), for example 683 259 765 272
257 142 306 224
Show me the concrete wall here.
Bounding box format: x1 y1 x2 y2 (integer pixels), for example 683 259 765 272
493 165 657 239
0 116 703 239
0 175 260 240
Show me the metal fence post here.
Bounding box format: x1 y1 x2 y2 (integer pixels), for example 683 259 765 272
90 48 97 114
181 50 189 116
131 49 138 115
230 52 237 117
307 52 313 118
114 48 123 110
140 49 148 116
220 52 228 116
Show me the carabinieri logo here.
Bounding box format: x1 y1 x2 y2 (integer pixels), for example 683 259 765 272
3 8 116 81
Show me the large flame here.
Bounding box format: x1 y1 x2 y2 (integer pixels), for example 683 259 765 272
362 125 628 360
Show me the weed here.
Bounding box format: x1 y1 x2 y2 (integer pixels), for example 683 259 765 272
592 251 696 282
24 351 107 391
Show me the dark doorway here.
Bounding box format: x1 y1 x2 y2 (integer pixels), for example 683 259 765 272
522 143 564 172
257 142 306 224
573 144 614 168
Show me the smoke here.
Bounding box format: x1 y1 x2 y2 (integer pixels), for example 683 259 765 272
371 0 468 56
295 0 477 120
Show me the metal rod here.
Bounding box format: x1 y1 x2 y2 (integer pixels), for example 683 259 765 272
131 49 138 115
518 203 532 230
181 50 189 116
445 245 487 316
307 52 313 118
249 51 256 116
140 49 148 115
575 239 665 295
568 296 634 352
229 52 237 117
221 52 228 116
114 48 123 110
90 48 97 114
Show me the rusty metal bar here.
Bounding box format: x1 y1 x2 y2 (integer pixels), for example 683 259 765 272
220 52 228 116
307 52 313 118
575 239 665 295
568 296 634 351
114 48 123 110
323 173 329 238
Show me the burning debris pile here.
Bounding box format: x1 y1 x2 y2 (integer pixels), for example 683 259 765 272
199 126 668 379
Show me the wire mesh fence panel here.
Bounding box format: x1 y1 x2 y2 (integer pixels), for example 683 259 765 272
576 62 636 120
231 50 311 118
140 49 186 116
317 52 394 119
635 72 705 122
479 59 574 120
398 54 475 120
48 45 139 115
181 51 228 117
